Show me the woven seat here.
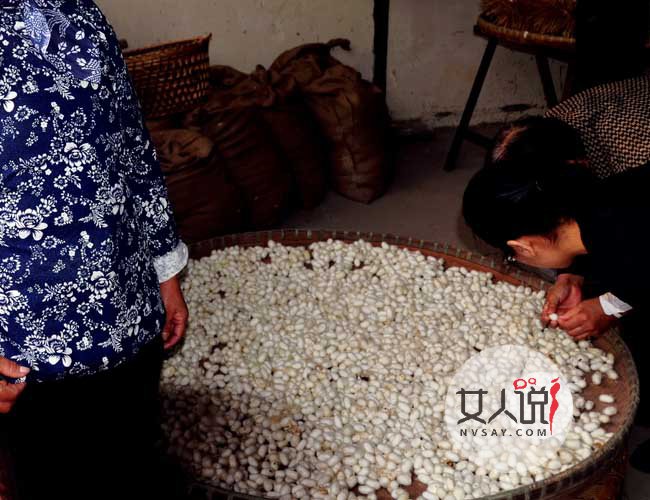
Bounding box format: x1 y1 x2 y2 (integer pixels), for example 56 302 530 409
476 15 575 56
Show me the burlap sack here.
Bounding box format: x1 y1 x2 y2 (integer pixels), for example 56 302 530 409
270 39 391 203
151 128 244 243
185 64 329 210
269 38 351 87
182 65 249 131
146 115 180 132
199 101 291 228
188 62 331 222
260 102 328 208
249 67 328 209
153 128 214 171
304 68 391 203
208 65 248 87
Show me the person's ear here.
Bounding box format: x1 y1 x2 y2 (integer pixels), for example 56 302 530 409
506 239 535 258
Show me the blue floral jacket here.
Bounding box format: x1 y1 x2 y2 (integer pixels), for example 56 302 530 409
0 0 188 382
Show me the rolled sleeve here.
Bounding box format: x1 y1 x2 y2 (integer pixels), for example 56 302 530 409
153 240 189 283
599 292 633 318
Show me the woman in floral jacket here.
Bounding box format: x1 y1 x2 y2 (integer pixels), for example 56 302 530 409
0 0 189 498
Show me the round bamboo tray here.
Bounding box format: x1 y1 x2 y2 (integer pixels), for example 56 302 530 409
185 229 639 500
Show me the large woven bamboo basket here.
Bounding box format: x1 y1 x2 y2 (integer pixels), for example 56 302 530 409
124 35 212 119
185 229 639 500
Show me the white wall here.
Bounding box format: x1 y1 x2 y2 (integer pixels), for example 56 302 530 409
387 1 566 128
96 0 566 130
96 0 375 84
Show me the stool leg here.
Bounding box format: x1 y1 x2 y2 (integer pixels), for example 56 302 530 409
444 38 497 172
535 55 558 108
561 61 576 101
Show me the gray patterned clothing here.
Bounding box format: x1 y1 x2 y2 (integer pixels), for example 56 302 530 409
545 74 650 179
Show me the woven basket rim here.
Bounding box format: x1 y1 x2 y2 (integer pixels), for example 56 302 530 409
124 34 212 119
187 229 639 500
477 14 575 51
123 33 212 59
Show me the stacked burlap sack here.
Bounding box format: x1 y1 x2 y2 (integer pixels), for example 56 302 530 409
270 39 392 204
146 38 392 244
149 129 244 243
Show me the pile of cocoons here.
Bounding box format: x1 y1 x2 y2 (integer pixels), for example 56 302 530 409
160 240 620 500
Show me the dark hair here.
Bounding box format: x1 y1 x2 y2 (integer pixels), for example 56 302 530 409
487 116 585 168
463 159 597 254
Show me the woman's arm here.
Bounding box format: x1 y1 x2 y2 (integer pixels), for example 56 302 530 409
159 275 189 350
95 11 189 347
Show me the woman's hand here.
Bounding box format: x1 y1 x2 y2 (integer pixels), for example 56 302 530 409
0 358 30 414
542 273 584 327
557 298 616 340
159 275 189 350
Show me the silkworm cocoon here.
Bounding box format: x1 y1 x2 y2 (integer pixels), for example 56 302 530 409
603 406 618 416
396 474 412 486
599 394 615 404
358 485 374 495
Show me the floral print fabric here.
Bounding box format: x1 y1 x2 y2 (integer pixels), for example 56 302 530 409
0 0 188 382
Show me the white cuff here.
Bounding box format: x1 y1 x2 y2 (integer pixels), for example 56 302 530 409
598 292 633 318
153 240 189 283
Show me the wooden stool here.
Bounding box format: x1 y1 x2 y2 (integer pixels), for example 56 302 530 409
444 15 576 171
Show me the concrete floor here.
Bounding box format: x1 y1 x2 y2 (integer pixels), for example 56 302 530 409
283 128 492 254
281 127 650 500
